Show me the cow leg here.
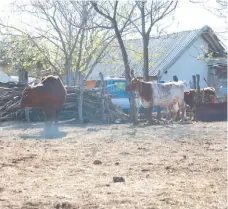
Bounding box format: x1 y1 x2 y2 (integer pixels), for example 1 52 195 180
172 102 179 122
189 105 196 121
147 106 153 124
54 110 60 124
189 106 192 120
193 105 196 121
180 101 186 122
49 109 59 133
53 110 60 133
42 110 51 136
43 109 57 137
165 106 170 121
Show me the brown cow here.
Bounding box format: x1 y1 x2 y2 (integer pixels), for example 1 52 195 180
184 87 216 120
21 75 67 125
184 90 197 120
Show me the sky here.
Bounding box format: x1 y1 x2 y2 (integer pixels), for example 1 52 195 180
166 0 227 48
0 0 227 48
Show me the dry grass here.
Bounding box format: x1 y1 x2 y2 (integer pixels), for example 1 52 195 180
0 121 227 209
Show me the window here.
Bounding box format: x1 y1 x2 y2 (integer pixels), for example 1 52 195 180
113 81 126 92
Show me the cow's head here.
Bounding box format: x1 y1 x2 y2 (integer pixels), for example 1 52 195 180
125 77 140 92
21 83 37 108
125 70 140 92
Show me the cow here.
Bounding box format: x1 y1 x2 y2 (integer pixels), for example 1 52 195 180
21 75 67 127
125 77 185 123
184 87 216 120
184 90 197 120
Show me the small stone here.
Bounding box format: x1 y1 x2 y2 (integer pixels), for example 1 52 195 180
165 166 171 170
115 162 120 166
141 169 150 172
113 177 125 183
93 160 102 165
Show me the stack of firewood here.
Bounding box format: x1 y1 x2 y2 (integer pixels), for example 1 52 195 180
0 83 129 123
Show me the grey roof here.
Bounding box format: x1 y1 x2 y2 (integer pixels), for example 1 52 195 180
133 28 203 76
92 25 226 78
128 25 226 76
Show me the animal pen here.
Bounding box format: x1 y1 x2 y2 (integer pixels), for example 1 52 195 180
0 71 226 124
0 82 129 124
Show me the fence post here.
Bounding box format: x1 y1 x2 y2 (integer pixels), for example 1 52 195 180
192 75 196 89
78 71 84 123
23 71 30 123
196 74 200 104
99 72 105 123
156 75 161 120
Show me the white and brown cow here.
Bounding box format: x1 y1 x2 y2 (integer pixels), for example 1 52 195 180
125 77 185 123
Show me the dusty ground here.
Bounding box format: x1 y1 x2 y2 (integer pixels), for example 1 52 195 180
0 121 227 209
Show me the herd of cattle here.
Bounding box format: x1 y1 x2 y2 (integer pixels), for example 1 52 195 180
126 75 216 122
20 75 216 125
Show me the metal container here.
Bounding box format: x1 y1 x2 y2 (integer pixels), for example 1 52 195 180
196 102 227 122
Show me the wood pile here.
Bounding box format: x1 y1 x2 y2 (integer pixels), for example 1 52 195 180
0 83 129 123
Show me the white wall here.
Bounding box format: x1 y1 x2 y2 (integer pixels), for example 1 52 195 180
161 36 209 88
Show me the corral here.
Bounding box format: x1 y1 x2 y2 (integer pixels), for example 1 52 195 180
0 121 227 209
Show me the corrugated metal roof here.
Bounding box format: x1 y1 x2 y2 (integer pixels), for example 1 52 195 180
89 25 226 80
127 26 207 76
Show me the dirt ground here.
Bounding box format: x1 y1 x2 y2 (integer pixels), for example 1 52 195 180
0 121 227 209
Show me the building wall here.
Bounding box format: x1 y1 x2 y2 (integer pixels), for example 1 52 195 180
161 36 209 88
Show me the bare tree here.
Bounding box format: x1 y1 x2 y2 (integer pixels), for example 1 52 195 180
190 0 227 18
189 0 227 42
0 0 114 85
131 0 178 81
91 1 138 125
118 0 177 121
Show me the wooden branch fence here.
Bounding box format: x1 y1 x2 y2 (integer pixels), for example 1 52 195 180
0 82 129 124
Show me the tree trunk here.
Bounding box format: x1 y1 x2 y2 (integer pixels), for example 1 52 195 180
141 3 150 122
78 84 84 123
141 2 149 82
143 37 149 81
142 36 151 122
18 67 25 84
36 62 42 79
113 20 137 125
65 58 72 86
99 72 105 123
196 74 200 104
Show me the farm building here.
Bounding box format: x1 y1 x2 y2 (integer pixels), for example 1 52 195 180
88 25 227 91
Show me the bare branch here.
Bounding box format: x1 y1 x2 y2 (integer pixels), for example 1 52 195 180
91 1 113 21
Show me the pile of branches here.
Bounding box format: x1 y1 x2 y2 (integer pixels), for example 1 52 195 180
0 83 129 123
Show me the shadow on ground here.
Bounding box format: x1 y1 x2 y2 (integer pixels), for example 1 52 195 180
19 125 67 139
